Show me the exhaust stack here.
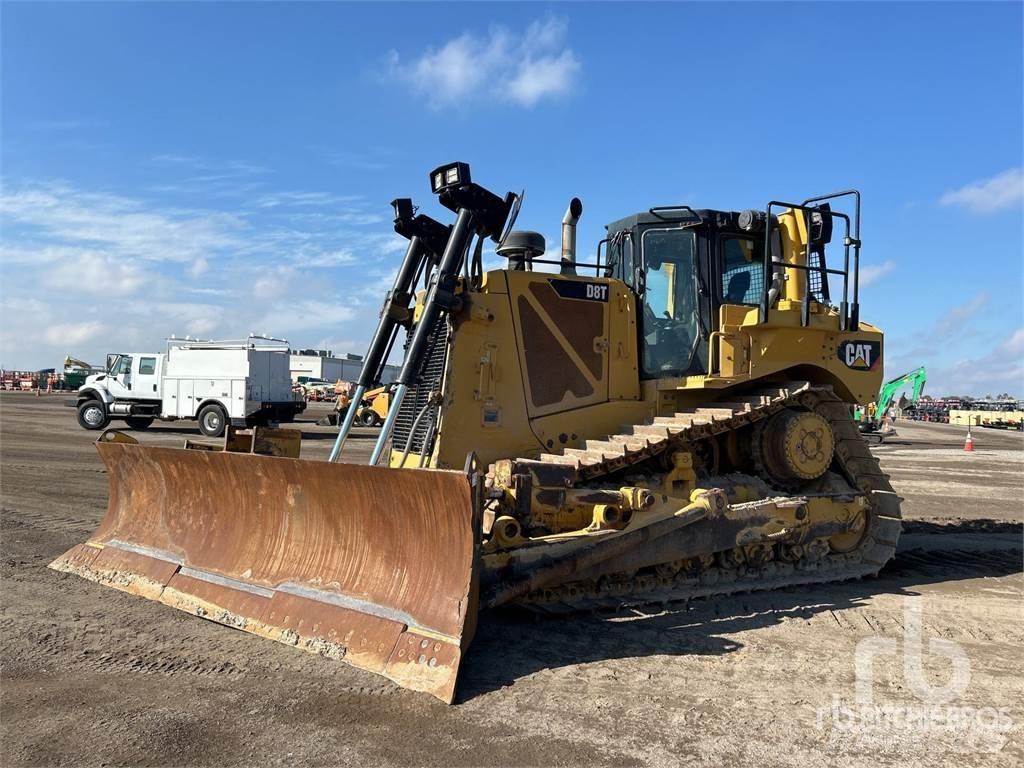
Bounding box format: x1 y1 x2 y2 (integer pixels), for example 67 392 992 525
560 197 583 276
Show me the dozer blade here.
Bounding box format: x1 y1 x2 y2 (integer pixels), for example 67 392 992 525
49 437 481 703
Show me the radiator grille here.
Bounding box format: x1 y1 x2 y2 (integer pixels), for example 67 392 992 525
391 316 450 457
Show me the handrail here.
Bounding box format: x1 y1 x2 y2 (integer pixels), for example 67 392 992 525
758 193 860 330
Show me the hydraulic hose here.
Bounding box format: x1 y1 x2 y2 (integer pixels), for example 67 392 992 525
395 399 433 469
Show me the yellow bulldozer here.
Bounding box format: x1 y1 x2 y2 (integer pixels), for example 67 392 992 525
52 163 901 703
315 384 391 427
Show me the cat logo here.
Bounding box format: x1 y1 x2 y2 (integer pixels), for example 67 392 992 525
838 340 881 371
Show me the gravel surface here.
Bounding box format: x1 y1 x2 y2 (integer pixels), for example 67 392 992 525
2 393 1021 766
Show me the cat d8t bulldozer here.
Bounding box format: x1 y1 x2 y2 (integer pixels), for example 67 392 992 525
51 163 901 703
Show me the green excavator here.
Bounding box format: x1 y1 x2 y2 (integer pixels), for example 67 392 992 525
857 366 927 443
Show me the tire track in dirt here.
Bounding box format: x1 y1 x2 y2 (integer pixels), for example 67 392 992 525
3 506 101 536
887 547 1022 577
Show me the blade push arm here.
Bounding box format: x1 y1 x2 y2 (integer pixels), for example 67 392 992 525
328 201 449 462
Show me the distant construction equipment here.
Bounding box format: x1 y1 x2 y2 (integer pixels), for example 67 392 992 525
856 366 927 443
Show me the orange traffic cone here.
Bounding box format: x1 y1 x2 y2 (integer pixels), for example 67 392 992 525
964 428 974 452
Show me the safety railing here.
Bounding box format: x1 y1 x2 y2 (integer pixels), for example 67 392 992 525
758 190 861 331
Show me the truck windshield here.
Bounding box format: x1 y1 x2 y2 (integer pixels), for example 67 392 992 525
640 228 699 377
106 355 131 375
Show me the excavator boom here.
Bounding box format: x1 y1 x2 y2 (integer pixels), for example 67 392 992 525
877 366 927 415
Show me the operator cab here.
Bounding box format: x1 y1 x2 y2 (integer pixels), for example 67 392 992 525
603 207 776 379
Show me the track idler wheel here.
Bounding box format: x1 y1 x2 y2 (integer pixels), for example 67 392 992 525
755 408 835 487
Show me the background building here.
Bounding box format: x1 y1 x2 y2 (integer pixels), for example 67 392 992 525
288 349 399 384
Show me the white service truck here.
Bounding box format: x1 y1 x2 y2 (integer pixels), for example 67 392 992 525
70 337 306 437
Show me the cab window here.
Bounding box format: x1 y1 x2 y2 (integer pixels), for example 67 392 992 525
640 228 699 377
116 356 132 375
720 236 765 305
620 235 634 284
138 357 157 375
605 232 634 286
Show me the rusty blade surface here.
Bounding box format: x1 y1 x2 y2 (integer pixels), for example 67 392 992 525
49 441 480 703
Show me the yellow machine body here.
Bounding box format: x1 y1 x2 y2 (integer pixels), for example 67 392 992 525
393 218 882 471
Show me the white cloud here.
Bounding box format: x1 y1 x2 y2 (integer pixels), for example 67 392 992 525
1 181 392 275
940 168 1024 214
186 317 218 336
0 175 423 369
929 351 1024 398
44 320 107 346
885 300 1023 397
859 260 896 287
151 154 268 177
389 16 580 108
43 252 151 295
251 266 298 301
998 328 1024 356
507 51 579 106
312 337 363 356
0 182 248 263
255 191 364 209
124 300 226 339
291 248 356 268
256 300 356 335
188 256 209 278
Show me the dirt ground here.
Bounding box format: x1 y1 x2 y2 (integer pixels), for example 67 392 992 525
2 393 1021 767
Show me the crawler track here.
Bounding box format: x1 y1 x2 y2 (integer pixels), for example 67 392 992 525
504 382 903 612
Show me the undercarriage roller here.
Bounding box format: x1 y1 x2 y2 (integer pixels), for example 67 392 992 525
755 408 835 485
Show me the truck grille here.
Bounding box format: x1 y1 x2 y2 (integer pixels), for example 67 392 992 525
392 316 449 458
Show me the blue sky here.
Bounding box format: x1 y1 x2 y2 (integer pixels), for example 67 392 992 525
2 2 1022 396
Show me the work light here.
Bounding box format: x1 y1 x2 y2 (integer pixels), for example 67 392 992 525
430 162 471 193
391 198 414 222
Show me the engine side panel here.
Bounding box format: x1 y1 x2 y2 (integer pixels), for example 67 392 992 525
424 270 649 469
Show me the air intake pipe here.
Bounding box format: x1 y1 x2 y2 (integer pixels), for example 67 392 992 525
560 197 583 276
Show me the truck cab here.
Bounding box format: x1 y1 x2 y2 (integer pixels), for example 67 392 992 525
101 353 165 401
73 353 167 433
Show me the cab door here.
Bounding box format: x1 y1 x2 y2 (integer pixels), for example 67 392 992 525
105 355 134 399
133 355 161 399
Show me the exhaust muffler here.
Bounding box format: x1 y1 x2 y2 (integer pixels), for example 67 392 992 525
560 197 583 276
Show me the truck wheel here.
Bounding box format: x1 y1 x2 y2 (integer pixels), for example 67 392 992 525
125 417 154 430
359 409 381 427
198 404 227 437
77 400 110 431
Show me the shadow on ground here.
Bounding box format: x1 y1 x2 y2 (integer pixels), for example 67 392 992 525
458 519 1022 701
